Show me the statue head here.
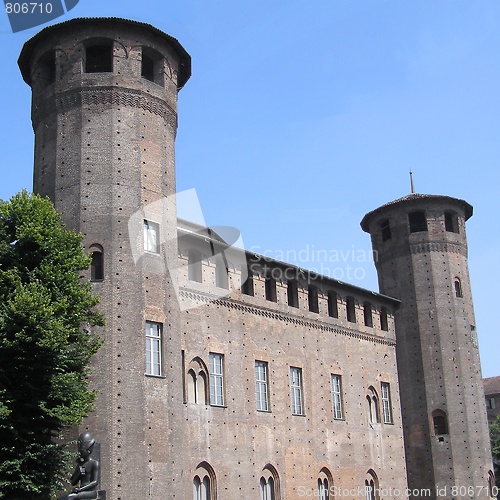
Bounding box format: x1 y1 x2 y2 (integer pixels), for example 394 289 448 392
77 432 95 457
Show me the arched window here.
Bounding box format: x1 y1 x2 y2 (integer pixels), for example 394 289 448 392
380 219 391 242
327 291 338 318
432 409 448 436
318 467 333 500
380 307 388 331
408 211 427 233
367 387 380 424
308 285 319 313
260 464 280 500
193 462 216 500
187 358 208 405
84 39 113 73
365 470 379 500
188 250 203 283
287 280 299 308
89 244 104 281
363 302 373 327
454 278 463 298
487 470 495 498
346 297 356 323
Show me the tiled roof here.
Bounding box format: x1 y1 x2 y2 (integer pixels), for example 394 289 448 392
360 193 473 232
483 376 500 396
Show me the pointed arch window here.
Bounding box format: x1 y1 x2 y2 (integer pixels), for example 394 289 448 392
193 462 216 500
259 464 280 500
365 470 379 500
367 387 380 424
187 358 208 405
318 468 333 500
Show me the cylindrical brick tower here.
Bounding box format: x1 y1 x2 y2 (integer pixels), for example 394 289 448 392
361 194 493 499
19 18 190 498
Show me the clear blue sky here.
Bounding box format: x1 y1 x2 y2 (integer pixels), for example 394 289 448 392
0 1 499 377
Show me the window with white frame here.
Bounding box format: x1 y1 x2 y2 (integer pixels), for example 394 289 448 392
144 220 159 253
209 353 224 406
381 382 393 424
255 361 269 412
145 321 162 376
318 478 329 500
331 375 343 420
290 367 304 415
260 476 275 500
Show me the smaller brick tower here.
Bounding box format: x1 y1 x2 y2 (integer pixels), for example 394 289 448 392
361 194 493 499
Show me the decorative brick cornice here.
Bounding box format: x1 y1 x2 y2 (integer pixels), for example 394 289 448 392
179 288 396 347
409 241 467 256
32 86 177 129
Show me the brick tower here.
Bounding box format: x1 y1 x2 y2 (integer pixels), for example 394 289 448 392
18 18 190 498
361 194 493 498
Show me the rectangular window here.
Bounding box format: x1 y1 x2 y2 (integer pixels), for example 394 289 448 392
331 375 343 420
486 398 495 410
255 361 269 412
145 321 162 376
144 220 159 253
290 367 304 415
381 382 393 424
209 353 224 406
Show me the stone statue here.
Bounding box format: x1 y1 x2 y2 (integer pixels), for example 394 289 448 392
58 432 100 500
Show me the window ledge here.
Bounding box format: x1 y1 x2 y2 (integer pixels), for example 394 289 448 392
145 374 166 379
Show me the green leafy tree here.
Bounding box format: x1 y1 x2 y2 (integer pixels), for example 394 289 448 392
0 191 104 499
491 415 500 458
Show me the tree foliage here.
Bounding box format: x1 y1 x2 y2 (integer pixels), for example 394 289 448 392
491 415 500 458
0 191 104 499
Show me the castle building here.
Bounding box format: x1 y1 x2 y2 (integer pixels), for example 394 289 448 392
18 18 493 499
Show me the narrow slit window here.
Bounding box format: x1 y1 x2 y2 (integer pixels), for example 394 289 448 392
241 266 254 296
346 297 356 323
327 291 338 318
363 302 373 327
287 280 299 308
380 219 391 241
454 278 463 298
380 307 389 331
265 276 277 302
308 285 319 313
